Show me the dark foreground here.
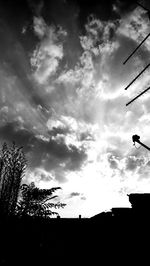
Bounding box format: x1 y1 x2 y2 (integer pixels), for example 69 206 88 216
0 212 150 265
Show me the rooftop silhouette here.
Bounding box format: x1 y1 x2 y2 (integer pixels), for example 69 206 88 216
1 192 150 264
91 193 150 219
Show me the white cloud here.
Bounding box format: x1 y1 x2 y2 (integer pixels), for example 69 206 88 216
31 20 67 85
33 17 47 39
81 15 119 55
29 10 150 217
47 114 97 150
118 7 150 51
58 15 119 90
4 5 150 217
53 10 150 216
24 167 58 188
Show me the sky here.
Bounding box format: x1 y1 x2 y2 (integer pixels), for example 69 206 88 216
1 0 150 217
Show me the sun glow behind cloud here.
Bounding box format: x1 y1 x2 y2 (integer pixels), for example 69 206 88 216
1 2 150 217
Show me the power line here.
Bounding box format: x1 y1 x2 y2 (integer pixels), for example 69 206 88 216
123 2 150 65
124 63 150 90
123 33 150 65
126 86 150 106
136 2 150 12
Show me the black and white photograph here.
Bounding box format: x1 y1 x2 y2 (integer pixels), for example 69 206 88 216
0 0 150 264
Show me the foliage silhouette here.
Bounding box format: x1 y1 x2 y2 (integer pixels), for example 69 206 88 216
0 142 66 219
0 142 26 217
16 182 66 218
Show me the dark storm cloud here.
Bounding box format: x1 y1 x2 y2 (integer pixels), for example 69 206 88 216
29 0 121 70
0 122 87 179
108 154 118 169
0 122 34 151
79 131 94 141
37 0 82 69
146 161 150 167
35 169 53 182
31 139 87 178
68 192 86 200
125 156 145 171
69 192 81 198
114 0 150 17
70 0 117 24
0 0 36 52
48 126 70 137
27 0 44 16
0 15 50 113
113 0 137 15
81 196 86 200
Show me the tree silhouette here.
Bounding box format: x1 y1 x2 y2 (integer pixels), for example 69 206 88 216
0 142 66 219
16 182 66 218
0 142 26 217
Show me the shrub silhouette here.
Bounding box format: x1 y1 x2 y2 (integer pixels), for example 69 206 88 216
16 182 66 218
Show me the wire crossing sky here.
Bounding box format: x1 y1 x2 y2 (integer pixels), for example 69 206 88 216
1 0 150 217
123 2 150 105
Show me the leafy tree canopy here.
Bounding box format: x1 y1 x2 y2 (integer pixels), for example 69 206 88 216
16 182 66 218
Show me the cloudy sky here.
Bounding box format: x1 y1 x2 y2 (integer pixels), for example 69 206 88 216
1 0 150 217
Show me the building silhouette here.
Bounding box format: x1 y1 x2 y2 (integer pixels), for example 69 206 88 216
91 193 150 219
